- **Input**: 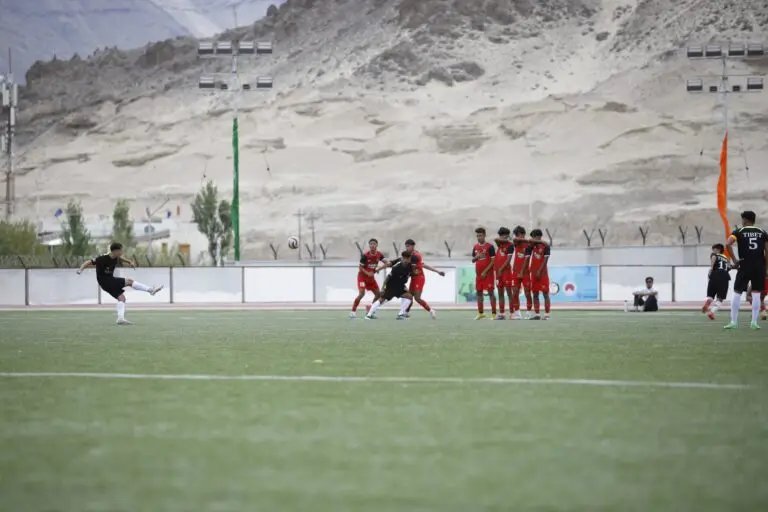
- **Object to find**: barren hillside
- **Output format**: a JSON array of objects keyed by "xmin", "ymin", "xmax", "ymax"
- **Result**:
[{"xmin": 8, "ymin": 0, "xmax": 768, "ymax": 258}]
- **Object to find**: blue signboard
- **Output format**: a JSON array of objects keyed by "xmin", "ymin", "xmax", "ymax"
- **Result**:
[{"xmin": 456, "ymin": 265, "xmax": 599, "ymax": 303}]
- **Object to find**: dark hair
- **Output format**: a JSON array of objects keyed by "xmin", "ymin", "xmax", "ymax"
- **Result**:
[
  {"xmin": 645, "ymin": 276, "xmax": 654, "ymax": 282},
  {"xmin": 712, "ymin": 243, "xmax": 725, "ymax": 252},
  {"xmin": 110, "ymin": 242, "xmax": 123, "ymax": 252},
  {"xmin": 475, "ymin": 227, "xmax": 486, "ymax": 235},
  {"xmin": 497, "ymin": 227, "xmax": 510, "ymax": 236},
  {"xmin": 369, "ymin": 238, "xmax": 378, "ymax": 244},
  {"xmin": 741, "ymin": 210, "xmax": 756, "ymax": 223},
  {"xmin": 530, "ymin": 228, "xmax": 543, "ymax": 238},
  {"xmin": 401, "ymin": 251, "xmax": 412, "ymax": 258},
  {"xmin": 513, "ymin": 226, "xmax": 526, "ymax": 236},
  {"xmin": 405, "ymin": 239, "xmax": 415, "ymax": 246}
]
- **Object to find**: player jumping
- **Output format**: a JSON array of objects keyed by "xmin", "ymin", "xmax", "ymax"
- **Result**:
[
  {"xmin": 493, "ymin": 227, "xmax": 515, "ymax": 319},
  {"xmin": 365, "ymin": 251, "xmax": 417, "ymax": 320},
  {"xmin": 702, "ymin": 243, "xmax": 730, "ymax": 320},
  {"xmin": 76, "ymin": 242, "xmax": 163, "ymax": 324},
  {"xmin": 510, "ymin": 226, "xmax": 532, "ymax": 320},
  {"xmin": 472, "ymin": 227, "xmax": 497, "ymax": 319},
  {"xmin": 403, "ymin": 239, "xmax": 444, "ymax": 319},
  {"xmin": 724, "ymin": 211, "xmax": 768, "ymax": 330},
  {"xmin": 350, "ymin": 238, "xmax": 387, "ymax": 319},
  {"xmin": 524, "ymin": 229, "xmax": 551, "ymax": 320}
]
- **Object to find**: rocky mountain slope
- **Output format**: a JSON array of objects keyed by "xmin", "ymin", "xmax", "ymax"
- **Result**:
[
  {"xmin": 0, "ymin": 0, "xmax": 279, "ymax": 79},
  {"xmin": 7, "ymin": 0, "xmax": 768, "ymax": 258}
]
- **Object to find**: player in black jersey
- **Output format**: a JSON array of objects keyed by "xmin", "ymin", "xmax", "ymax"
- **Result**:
[
  {"xmin": 77, "ymin": 242, "xmax": 164, "ymax": 324},
  {"xmin": 702, "ymin": 243, "xmax": 731, "ymax": 320},
  {"xmin": 724, "ymin": 211, "xmax": 768, "ymax": 329},
  {"xmin": 365, "ymin": 251, "xmax": 416, "ymax": 320}
]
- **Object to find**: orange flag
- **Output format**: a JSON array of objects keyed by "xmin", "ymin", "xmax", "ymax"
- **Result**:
[{"xmin": 717, "ymin": 132, "xmax": 730, "ymax": 238}]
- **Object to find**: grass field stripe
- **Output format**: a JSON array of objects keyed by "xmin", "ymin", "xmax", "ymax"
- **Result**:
[{"xmin": 0, "ymin": 372, "xmax": 753, "ymax": 390}]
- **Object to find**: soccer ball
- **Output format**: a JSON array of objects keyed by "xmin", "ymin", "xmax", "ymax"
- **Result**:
[{"xmin": 287, "ymin": 236, "xmax": 299, "ymax": 249}]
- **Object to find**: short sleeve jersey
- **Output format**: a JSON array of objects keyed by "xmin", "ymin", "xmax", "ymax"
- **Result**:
[
  {"xmin": 359, "ymin": 250, "xmax": 385, "ymax": 274},
  {"xmin": 388, "ymin": 257, "xmax": 416, "ymax": 284},
  {"xmin": 511, "ymin": 239, "xmax": 530, "ymax": 273},
  {"xmin": 494, "ymin": 240, "xmax": 513, "ymax": 274},
  {"xmin": 710, "ymin": 253, "xmax": 730, "ymax": 278},
  {"xmin": 525, "ymin": 242, "xmax": 551, "ymax": 274},
  {"xmin": 473, "ymin": 243, "xmax": 495, "ymax": 274},
  {"xmin": 730, "ymin": 226, "xmax": 768, "ymax": 266},
  {"xmin": 91, "ymin": 254, "xmax": 119, "ymax": 281}
]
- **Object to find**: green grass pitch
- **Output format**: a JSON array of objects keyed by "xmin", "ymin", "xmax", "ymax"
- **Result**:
[{"xmin": 1, "ymin": 309, "xmax": 767, "ymax": 511}]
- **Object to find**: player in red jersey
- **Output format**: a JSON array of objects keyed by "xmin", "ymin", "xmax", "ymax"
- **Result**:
[
  {"xmin": 472, "ymin": 227, "xmax": 497, "ymax": 319},
  {"xmin": 524, "ymin": 229, "xmax": 551, "ymax": 320},
  {"xmin": 493, "ymin": 227, "xmax": 515, "ymax": 319},
  {"xmin": 510, "ymin": 226, "xmax": 533, "ymax": 319},
  {"xmin": 403, "ymin": 238, "xmax": 445, "ymax": 319},
  {"xmin": 746, "ymin": 277, "xmax": 768, "ymax": 321},
  {"xmin": 350, "ymin": 238, "xmax": 388, "ymax": 318}
]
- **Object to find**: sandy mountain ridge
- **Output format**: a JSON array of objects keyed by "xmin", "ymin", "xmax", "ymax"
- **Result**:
[
  {"xmin": 7, "ymin": 0, "xmax": 768, "ymax": 259},
  {"xmin": 0, "ymin": 0, "xmax": 280, "ymax": 80}
]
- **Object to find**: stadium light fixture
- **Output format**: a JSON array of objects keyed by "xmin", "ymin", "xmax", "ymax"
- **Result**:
[
  {"xmin": 747, "ymin": 77, "xmax": 763, "ymax": 91},
  {"xmin": 746, "ymin": 43, "xmax": 764, "ymax": 57},
  {"xmin": 198, "ymin": 75, "xmax": 216, "ymax": 89},
  {"xmin": 705, "ymin": 44, "xmax": 722, "ymax": 58},
  {"xmin": 686, "ymin": 79, "xmax": 703, "ymax": 92},
  {"xmin": 215, "ymin": 41, "xmax": 233, "ymax": 55},
  {"xmin": 198, "ymin": 41, "xmax": 215, "ymax": 56},
  {"xmin": 728, "ymin": 43, "xmax": 745, "ymax": 57}
]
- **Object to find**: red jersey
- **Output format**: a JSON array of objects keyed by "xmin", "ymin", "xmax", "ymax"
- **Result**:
[
  {"xmin": 359, "ymin": 250, "xmax": 384, "ymax": 275},
  {"xmin": 494, "ymin": 240, "xmax": 513, "ymax": 276},
  {"xmin": 511, "ymin": 239, "xmax": 529, "ymax": 274},
  {"xmin": 473, "ymin": 243, "xmax": 495, "ymax": 275},
  {"xmin": 411, "ymin": 250, "xmax": 424, "ymax": 276},
  {"xmin": 525, "ymin": 242, "xmax": 550, "ymax": 275}
]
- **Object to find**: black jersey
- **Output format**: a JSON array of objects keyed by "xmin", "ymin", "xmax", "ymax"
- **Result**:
[
  {"xmin": 387, "ymin": 257, "xmax": 417, "ymax": 284},
  {"xmin": 710, "ymin": 253, "xmax": 730, "ymax": 278},
  {"xmin": 730, "ymin": 226, "xmax": 768, "ymax": 267},
  {"xmin": 91, "ymin": 254, "xmax": 119, "ymax": 281}
]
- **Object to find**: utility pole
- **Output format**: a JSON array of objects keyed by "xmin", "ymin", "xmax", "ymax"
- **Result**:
[
  {"xmin": 197, "ymin": 30, "xmax": 273, "ymax": 262},
  {"xmin": 306, "ymin": 211, "xmax": 320, "ymax": 260},
  {"xmin": 2, "ymin": 50, "xmax": 18, "ymax": 222},
  {"xmin": 685, "ymin": 42, "xmax": 764, "ymax": 236},
  {"xmin": 293, "ymin": 209, "xmax": 305, "ymax": 260}
]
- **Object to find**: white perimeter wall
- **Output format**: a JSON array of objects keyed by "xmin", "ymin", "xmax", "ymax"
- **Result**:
[{"xmin": 0, "ymin": 265, "xmax": 733, "ymax": 306}]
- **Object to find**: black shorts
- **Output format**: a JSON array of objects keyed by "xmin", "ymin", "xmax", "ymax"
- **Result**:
[
  {"xmin": 382, "ymin": 281, "xmax": 408, "ymax": 301},
  {"xmin": 99, "ymin": 277, "xmax": 126, "ymax": 299},
  {"xmin": 706, "ymin": 274, "xmax": 729, "ymax": 301},
  {"xmin": 733, "ymin": 265, "xmax": 766, "ymax": 293}
]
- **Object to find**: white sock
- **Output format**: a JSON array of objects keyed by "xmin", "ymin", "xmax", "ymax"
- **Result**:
[
  {"xmin": 117, "ymin": 301, "xmax": 126, "ymax": 320},
  {"xmin": 368, "ymin": 301, "xmax": 382, "ymax": 316},
  {"xmin": 711, "ymin": 300, "xmax": 721, "ymax": 313},
  {"xmin": 751, "ymin": 292, "xmax": 761, "ymax": 323},
  {"xmin": 399, "ymin": 298, "xmax": 412, "ymax": 315},
  {"xmin": 131, "ymin": 281, "xmax": 152, "ymax": 292},
  {"xmin": 730, "ymin": 293, "xmax": 741, "ymax": 324}
]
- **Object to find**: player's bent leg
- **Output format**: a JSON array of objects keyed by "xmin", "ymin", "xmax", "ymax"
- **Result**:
[{"xmin": 351, "ymin": 289, "xmax": 366, "ymax": 317}]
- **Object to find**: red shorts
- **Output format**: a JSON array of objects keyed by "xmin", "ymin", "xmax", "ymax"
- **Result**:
[
  {"xmin": 496, "ymin": 272, "xmax": 513, "ymax": 289},
  {"xmin": 357, "ymin": 274, "xmax": 379, "ymax": 292},
  {"xmin": 409, "ymin": 274, "xmax": 426, "ymax": 293},
  {"xmin": 511, "ymin": 273, "xmax": 531, "ymax": 289},
  {"xmin": 530, "ymin": 274, "xmax": 550, "ymax": 294},
  {"xmin": 476, "ymin": 273, "xmax": 495, "ymax": 292}
]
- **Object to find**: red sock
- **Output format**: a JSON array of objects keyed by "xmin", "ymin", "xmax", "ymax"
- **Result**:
[
  {"xmin": 477, "ymin": 294, "xmax": 484, "ymax": 314},
  {"xmin": 533, "ymin": 295, "xmax": 540, "ymax": 314},
  {"xmin": 545, "ymin": 296, "xmax": 551, "ymax": 314},
  {"xmin": 352, "ymin": 297, "xmax": 361, "ymax": 312},
  {"xmin": 417, "ymin": 298, "xmax": 431, "ymax": 311},
  {"xmin": 490, "ymin": 295, "xmax": 497, "ymax": 315}
]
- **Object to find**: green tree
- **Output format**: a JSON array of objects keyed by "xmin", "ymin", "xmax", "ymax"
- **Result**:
[
  {"xmin": 0, "ymin": 220, "xmax": 44, "ymax": 256},
  {"xmin": 60, "ymin": 199, "xmax": 92, "ymax": 257},
  {"xmin": 112, "ymin": 199, "xmax": 134, "ymax": 248},
  {"xmin": 191, "ymin": 181, "xmax": 233, "ymax": 265}
]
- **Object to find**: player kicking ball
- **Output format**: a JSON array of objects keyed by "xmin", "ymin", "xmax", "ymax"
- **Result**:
[
  {"xmin": 365, "ymin": 251, "xmax": 416, "ymax": 320},
  {"xmin": 702, "ymin": 243, "xmax": 731, "ymax": 320},
  {"xmin": 77, "ymin": 242, "xmax": 164, "ymax": 324}
]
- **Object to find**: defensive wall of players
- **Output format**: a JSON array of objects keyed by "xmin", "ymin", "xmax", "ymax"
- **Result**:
[{"xmin": 0, "ymin": 263, "xmax": 734, "ymax": 306}]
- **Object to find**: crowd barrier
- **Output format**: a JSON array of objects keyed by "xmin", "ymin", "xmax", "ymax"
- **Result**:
[{"xmin": 0, "ymin": 265, "xmax": 730, "ymax": 306}]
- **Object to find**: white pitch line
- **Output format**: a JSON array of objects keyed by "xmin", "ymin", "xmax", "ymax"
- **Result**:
[{"xmin": 0, "ymin": 372, "xmax": 754, "ymax": 390}]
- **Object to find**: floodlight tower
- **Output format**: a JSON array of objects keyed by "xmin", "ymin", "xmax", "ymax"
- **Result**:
[
  {"xmin": 685, "ymin": 42, "xmax": 764, "ymax": 234},
  {"xmin": 1, "ymin": 72, "xmax": 19, "ymax": 221},
  {"xmin": 197, "ymin": 39, "xmax": 273, "ymax": 262}
]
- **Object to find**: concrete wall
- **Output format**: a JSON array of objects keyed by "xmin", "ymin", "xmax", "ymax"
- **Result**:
[{"xmin": 0, "ymin": 265, "xmax": 733, "ymax": 306}]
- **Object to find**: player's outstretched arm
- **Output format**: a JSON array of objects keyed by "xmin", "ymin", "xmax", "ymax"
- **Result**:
[
  {"xmin": 119, "ymin": 256, "xmax": 136, "ymax": 268},
  {"xmin": 423, "ymin": 264, "xmax": 445, "ymax": 277},
  {"xmin": 76, "ymin": 260, "xmax": 93, "ymax": 274}
]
